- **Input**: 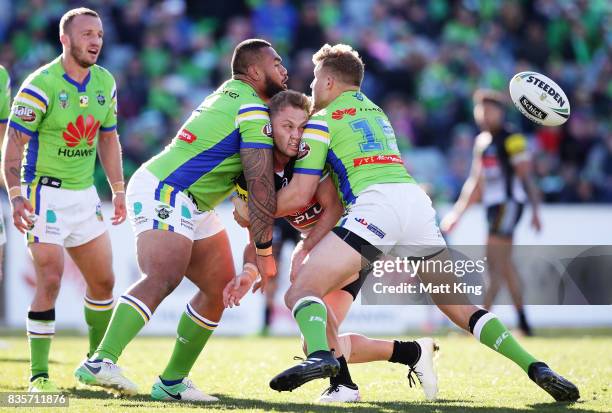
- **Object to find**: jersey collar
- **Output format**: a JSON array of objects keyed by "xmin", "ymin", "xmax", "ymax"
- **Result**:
[
  {"xmin": 55, "ymin": 56, "xmax": 92, "ymax": 93},
  {"xmin": 63, "ymin": 71, "xmax": 91, "ymax": 93}
]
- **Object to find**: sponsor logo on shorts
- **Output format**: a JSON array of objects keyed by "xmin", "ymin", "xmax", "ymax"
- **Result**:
[
  {"xmin": 13, "ymin": 105, "xmax": 36, "ymax": 122},
  {"xmin": 133, "ymin": 202, "xmax": 143, "ymax": 216},
  {"xmin": 332, "ymin": 107, "xmax": 356, "ymax": 120},
  {"xmin": 180, "ymin": 218, "xmax": 194, "ymax": 231},
  {"xmin": 297, "ymin": 141, "xmax": 310, "ymax": 160},
  {"xmin": 367, "ymin": 223, "xmax": 386, "ymax": 239},
  {"xmin": 261, "ymin": 122, "xmax": 273, "ymax": 137},
  {"xmin": 46, "ymin": 210, "xmax": 57, "ymax": 224},
  {"xmin": 96, "ymin": 203, "xmax": 103, "ymax": 222},
  {"xmin": 178, "ymin": 128, "xmax": 197, "ymax": 144},
  {"xmin": 181, "ymin": 204, "xmax": 192, "ymax": 219},
  {"xmin": 355, "ymin": 217, "xmax": 368, "ymax": 226},
  {"xmin": 354, "ymin": 217, "xmax": 386, "ymax": 238},
  {"xmin": 45, "ymin": 225, "xmax": 61, "ymax": 236},
  {"xmin": 155, "ymin": 205, "xmax": 172, "ymax": 220},
  {"xmin": 134, "ymin": 216, "xmax": 148, "ymax": 225}
]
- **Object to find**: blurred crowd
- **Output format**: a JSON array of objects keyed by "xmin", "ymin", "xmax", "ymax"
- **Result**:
[{"xmin": 0, "ymin": 0, "xmax": 610, "ymax": 202}]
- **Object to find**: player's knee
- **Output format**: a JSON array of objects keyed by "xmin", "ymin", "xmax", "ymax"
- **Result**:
[
  {"xmin": 142, "ymin": 272, "xmax": 182, "ymax": 297},
  {"xmin": 38, "ymin": 274, "xmax": 62, "ymax": 298},
  {"xmin": 90, "ymin": 275, "xmax": 115, "ymax": 296},
  {"xmin": 284, "ymin": 287, "xmax": 301, "ymax": 310}
]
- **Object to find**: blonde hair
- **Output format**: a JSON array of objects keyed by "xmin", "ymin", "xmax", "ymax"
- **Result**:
[
  {"xmin": 59, "ymin": 7, "xmax": 100, "ymax": 35},
  {"xmin": 312, "ymin": 43, "xmax": 364, "ymax": 87},
  {"xmin": 269, "ymin": 90, "xmax": 311, "ymax": 116}
]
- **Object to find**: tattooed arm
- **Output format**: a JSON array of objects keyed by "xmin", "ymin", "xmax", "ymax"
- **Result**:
[
  {"xmin": 2, "ymin": 125, "xmax": 34, "ymax": 233},
  {"xmin": 240, "ymin": 146, "xmax": 276, "ymax": 243},
  {"xmin": 240, "ymin": 146, "xmax": 277, "ymax": 279}
]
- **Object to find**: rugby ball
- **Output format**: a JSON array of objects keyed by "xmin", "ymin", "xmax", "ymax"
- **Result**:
[{"xmin": 509, "ymin": 71, "xmax": 570, "ymax": 126}]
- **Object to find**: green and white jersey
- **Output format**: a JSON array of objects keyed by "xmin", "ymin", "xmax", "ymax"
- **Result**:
[
  {"xmin": 8, "ymin": 56, "xmax": 117, "ymax": 189},
  {"xmin": 0, "ymin": 65, "xmax": 10, "ymax": 123},
  {"xmin": 294, "ymin": 90, "xmax": 415, "ymax": 205},
  {"xmin": 144, "ymin": 79, "xmax": 273, "ymax": 211}
]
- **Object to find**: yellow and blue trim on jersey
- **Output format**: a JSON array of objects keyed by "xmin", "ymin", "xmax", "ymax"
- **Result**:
[
  {"xmin": 236, "ymin": 104, "xmax": 270, "ymax": 124},
  {"xmin": 303, "ymin": 120, "xmax": 330, "ymax": 145},
  {"xmin": 15, "ymin": 84, "xmax": 49, "ymax": 113},
  {"xmin": 185, "ymin": 303, "xmax": 218, "ymax": 331}
]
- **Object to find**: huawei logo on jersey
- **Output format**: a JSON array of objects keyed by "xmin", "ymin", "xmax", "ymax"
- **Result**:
[
  {"xmin": 331, "ymin": 108, "xmax": 356, "ymax": 120},
  {"xmin": 63, "ymin": 114, "xmax": 99, "ymax": 147}
]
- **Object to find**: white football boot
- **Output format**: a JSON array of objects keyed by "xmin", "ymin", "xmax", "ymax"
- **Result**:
[
  {"xmin": 151, "ymin": 377, "xmax": 219, "ymax": 402},
  {"xmin": 74, "ymin": 358, "xmax": 138, "ymax": 396},
  {"xmin": 317, "ymin": 384, "xmax": 361, "ymax": 403},
  {"xmin": 408, "ymin": 337, "xmax": 439, "ymax": 401}
]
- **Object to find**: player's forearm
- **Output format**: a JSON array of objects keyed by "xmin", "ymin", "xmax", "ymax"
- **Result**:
[
  {"xmin": 1, "ymin": 126, "xmax": 28, "ymax": 190},
  {"xmin": 453, "ymin": 177, "xmax": 480, "ymax": 215},
  {"xmin": 522, "ymin": 175, "xmax": 541, "ymax": 212},
  {"xmin": 97, "ymin": 132, "xmax": 125, "ymax": 189},
  {"xmin": 303, "ymin": 178, "xmax": 344, "ymax": 251},
  {"xmin": 243, "ymin": 234, "xmax": 257, "ymax": 265},
  {"xmin": 302, "ymin": 206, "xmax": 342, "ymax": 252},
  {"xmin": 240, "ymin": 147, "xmax": 276, "ymax": 244},
  {"xmin": 276, "ymin": 180, "xmax": 317, "ymax": 217}
]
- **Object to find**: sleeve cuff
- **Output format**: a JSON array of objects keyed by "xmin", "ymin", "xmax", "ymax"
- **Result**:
[
  {"xmin": 9, "ymin": 120, "xmax": 37, "ymax": 138},
  {"xmin": 0, "ymin": 118, "xmax": 8, "ymax": 124},
  {"xmin": 294, "ymin": 168, "xmax": 323, "ymax": 176},
  {"xmin": 100, "ymin": 124, "xmax": 117, "ymax": 132},
  {"xmin": 240, "ymin": 142, "xmax": 273, "ymax": 149}
]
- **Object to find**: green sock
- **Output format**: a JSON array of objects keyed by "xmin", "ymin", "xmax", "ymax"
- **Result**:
[
  {"xmin": 93, "ymin": 295, "xmax": 152, "ymax": 363},
  {"xmin": 27, "ymin": 310, "xmax": 55, "ymax": 380},
  {"xmin": 161, "ymin": 304, "xmax": 218, "ymax": 381},
  {"xmin": 84, "ymin": 297, "xmax": 115, "ymax": 357},
  {"xmin": 293, "ymin": 297, "xmax": 329, "ymax": 354},
  {"xmin": 474, "ymin": 312, "xmax": 537, "ymax": 373}
]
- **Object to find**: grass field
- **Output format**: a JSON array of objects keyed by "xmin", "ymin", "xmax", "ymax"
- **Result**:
[{"xmin": 0, "ymin": 329, "xmax": 611, "ymax": 412}]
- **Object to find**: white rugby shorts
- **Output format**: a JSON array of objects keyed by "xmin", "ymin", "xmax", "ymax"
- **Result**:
[{"xmin": 127, "ymin": 168, "xmax": 224, "ymax": 241}]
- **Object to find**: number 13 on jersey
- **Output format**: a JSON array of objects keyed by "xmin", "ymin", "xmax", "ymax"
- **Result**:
[{"xmin": 350, "ymin": 117, "xmax": 399, "ymax": 153}]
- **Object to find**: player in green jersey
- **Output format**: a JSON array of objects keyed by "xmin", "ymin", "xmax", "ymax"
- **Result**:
[
  {"xmin": 224, "ymin": 90, "xmax": 437, "ymax": 403},
  {"xmin": 75, "ymin": 39, "xmax": 286, "ymax": 401},
  {"xmin": 0, "ymin": 65, "xmax": 10, "ymax": 278},
  {"xmin": 269, "ymin": 44, "xmax": 579, "ymax": 402},
  {"xmin": 1, "ymin": 8, "xmax": 125, "ymax": 393}
]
